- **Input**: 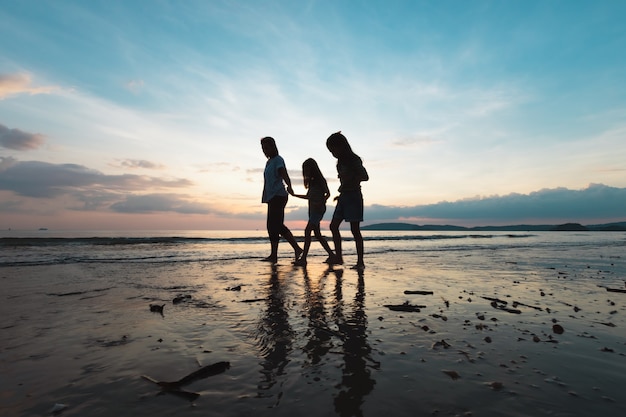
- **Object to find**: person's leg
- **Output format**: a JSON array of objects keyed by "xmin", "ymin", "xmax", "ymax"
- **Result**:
[
  {"xmin": 341, "ymin": 190, "xmax": 364, "ymax": 268},
  {"xmin": 264, "ymin": 198, "xmax": 281, "ymax": 262},
  {"xmin": 350, "ymin": 221, "xmax": 364, "ymax": 269},
  {"xmin": 280, "ymin": 224, "xmax": 302, "ymax": 260},
  {"xmin": 295, "ymin": 223, "xmax": 313, "ymax": 266},
  {"xmin": 330, "ymin": 217, "xmax": 343, "ymax": 264},
  {"xmin": 279, "ymin": 196, "xmax": 303, "ymax": 259},
  {"xmin": 303, "ymin": 223, "xmax": 314, "ymax": 258},
  {"xmin": 314, "ymin": 224, "xmax": 335, "ymax": 258}
]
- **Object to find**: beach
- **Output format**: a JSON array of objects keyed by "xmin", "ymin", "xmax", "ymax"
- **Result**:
[{"xmin": 1, "ymin": 231, "xmax": 625, "ymax": 416}]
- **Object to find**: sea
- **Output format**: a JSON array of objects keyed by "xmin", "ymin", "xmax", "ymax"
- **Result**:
[{"xmin": 2, "ymin": 229, "xmax": 625, "ymax": 268}]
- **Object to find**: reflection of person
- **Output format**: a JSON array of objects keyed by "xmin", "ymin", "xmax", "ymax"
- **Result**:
[
  {"xmin": 326, "ymin": 132, "xmax": 369, "ymax": 270},
  {"xmin": 332, "ymin": 269, "xmax": 378, "ymax": 417},
  {"xmin": 255, "ymin": 266, "xmax": 293, "ymax": 397},
  {"xmin": 290, "ymin": 158, "xmax": 337, "ymax": 266},
  {"xmin": 301, "ymin": 266, "xmax": 333, "ymax": 365},
  {"xmin": 260, "ymin": 137, "xmax": 302, "ymax": 264}
]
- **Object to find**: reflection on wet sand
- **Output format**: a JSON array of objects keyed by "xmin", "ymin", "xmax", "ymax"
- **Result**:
[
  {"xmin": 255, "ymin": 265, "xmax": 293, "ymax": 406},
  {"xmin": 255, "ymin": 265, "xmax": 379, "ymax": 416},
  {"xmin": 302, "ymin": 266, "xmax": 333, "ymax": 366},
  {"xmin": 332, "ymin": 269, "xmax": 379, "ymax": 417}
]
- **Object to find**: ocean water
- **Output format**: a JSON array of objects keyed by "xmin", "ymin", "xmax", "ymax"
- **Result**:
[{"xmin": 1, "ymin": 229, "xmax": 625, "ymax": 268}]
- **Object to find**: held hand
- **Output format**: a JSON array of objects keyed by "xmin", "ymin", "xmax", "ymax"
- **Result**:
[{"xmin": 287, "ymin": 185, "xmax": 294, "ymax": 195}]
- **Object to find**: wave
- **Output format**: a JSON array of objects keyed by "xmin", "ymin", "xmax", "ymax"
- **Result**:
[
  {"xmin": 0, "ymin": 233, "xmax": 534, "ymax": 248},
  {"xmin": 0, "ymin": 253, "xmax": 269, "ymax": 268},
  {"xmin": 0, "ymin": 236, "xmax": 265, "ymax": 247}
]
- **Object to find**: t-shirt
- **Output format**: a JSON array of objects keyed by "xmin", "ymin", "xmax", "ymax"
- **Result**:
[
  {"xmin": 262, "ymin": 155, "xmax": 288, "ymax": 203},
  {"xmin": 307, "ymin": 178, "xmax": 328, "ymax": 214}
]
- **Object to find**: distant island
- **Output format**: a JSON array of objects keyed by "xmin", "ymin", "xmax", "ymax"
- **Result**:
[{"xmin": 362, "ymin": 221, "xmax": 626, "ymax": 232}]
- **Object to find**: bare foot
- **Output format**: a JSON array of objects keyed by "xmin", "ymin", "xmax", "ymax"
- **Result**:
[
  {"xmin": 293, "ymin": 258, "xmax": 307, "ymax": 266},
  {"xmin": 324, "ymin": 255, "xmax": 343, "ymax": 265},
  {"xmin": 261, "ymin": 256, "xmax": 277, "ymax": 264}
]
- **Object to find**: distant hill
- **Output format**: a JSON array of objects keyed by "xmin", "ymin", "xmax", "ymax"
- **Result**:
[{"xmin": 362, "ymin": 221, "xmax": 626, "ymax": 232}]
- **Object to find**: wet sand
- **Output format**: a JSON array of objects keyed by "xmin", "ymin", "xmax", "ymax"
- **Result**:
[{"xmin": 1, "ymin": 245, "xmax": 625, "ymax": 417}]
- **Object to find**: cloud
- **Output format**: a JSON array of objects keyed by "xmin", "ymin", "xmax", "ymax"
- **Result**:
[
  {"xmin": 0, "ymin": 156, "xmax": 19, "ymax": 171},
  {"xmin": 0, "ymin": 158, "xmax": 215, "ymax": 216},
  {"xmin": 0, "ymin": 123, "xmax": 46, "ymax": 150},
  {"xmin": 0, "ymin": 73, "xmax": 58, "ymax": 99},
  {"xmin": 361, "ymin": 184, "xmax": 626, "ymax": 225},
  {"xmin": 390, "ymin": 134, "xmax": 437, "ymax": 148},
  {"xmin": 125, "ymin": 79, "xmax": 144, "ymax": 94},
  {"xmin": 114, "ymin": 159, "xmax": 165, "ymax": 170},
  {"xmin": 0, "ymin": 159, "xmax": 192, "ymax": 198},
  {"xmin": 110, "ymin": 193, "xmax": 214, "ymax": 214}
]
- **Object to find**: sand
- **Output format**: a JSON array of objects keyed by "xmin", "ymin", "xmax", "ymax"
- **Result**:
[{"xmin": 1, "ymin": 246, "xmax": 625, "ymax": 417}]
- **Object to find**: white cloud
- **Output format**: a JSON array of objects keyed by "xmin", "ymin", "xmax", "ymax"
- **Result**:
[{"xmin": 0, "ymin": 73, "xmax": 58, "ymax": 99}]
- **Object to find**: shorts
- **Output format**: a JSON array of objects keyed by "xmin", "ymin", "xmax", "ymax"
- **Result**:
[
  {"xmin": 332, "ymin": 190, "xmax": 363, "ymax": 223},
  {"xmin": 308, "ymin": 208, "xmax": 326, "ymax": 226}
]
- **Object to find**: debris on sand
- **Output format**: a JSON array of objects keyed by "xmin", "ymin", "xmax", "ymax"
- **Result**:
[
  {"xmin": 442, "ymin": 369, "xmax": 460, "ymax": 380},
  {"xmin": 432, "ymin": 339, "xmax": 452, "ymax": 349},
  {"xmin": 142, "ymin": 361, "xmax": 230, "ymax": 401},
  {"xmin": 552, "ymin": 324, "xmax": 565, "ymax": 334},
  {"xmin": 240, "ymin": 298, "xmax": 267, "ymax": 303},
  {"xmin": 512, "ymin": 301, "xmax": 543, "ymax": 311},
  {"xmin": 482, "ymin": 296, "xmax": 522, "ymax": 314},
  {"xmin": 404, "ymin": 290, "xmax": 434, "ymax": 295},
  {"xmin": 173, "ymin": 294, "xmax": 192, "ymax": 304},
  {"xmin": 149, "ymin": 304, "xmax": 164, "ymax": 315},
  {"xmin": 593, "ymin": 321, "xmax": 616, "ymax": 327},
  {"xmin": 384, "ymin": 301, "xmax": 426, "ymax": 312},
  {"xmin": 488, "ymin": 381, "xmax": 504, "ymax": 391}
]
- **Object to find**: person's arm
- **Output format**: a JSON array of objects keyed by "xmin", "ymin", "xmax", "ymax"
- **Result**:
[
  {"xmin": 278, "ymin": 167, "xmax": 294, "ymax": 195},
  {"xmin": 356, "ymin": 159, "xmax": 369, "ymax": 182}
]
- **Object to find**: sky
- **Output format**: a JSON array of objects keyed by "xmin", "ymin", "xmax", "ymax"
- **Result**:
[{"xmin": 1, "ymin": 0, "xmax": 625, "ymax": 230}]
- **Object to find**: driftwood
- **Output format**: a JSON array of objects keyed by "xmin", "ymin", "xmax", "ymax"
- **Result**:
[
  {"xmin": 512, "ymin": 301, "xmax": 543, "ymax": 311},
  {"xmin": 384, "ymin": 301, "xmax": 426, "ymax": 312},
  {"xmin": 240, "ymin": 298, "xmax": 267, "ymax": 303},
  {"xmin": 142, "ymin": 361, "xmax": 230, "ymax": 401},
  {"xmin": 482, "ymin": 296, "xmax": 521, "ymax": 314},
  {"xmin": 403, "ymin": 290, "xmax": 434, "ymax": 295}
]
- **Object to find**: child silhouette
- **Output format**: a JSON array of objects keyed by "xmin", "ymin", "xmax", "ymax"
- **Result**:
[
  {"xmin": 326, "ymin": 131, "xmax": 369, "ymax": 270},
  {"xmin": 290, "ymin": 158, "xmax": 337, "ymax": 266}
]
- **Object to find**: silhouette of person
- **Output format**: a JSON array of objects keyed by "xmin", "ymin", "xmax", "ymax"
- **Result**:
[
  {"xmin": 290, "ymin": 158, "xmax": 337, "ymax": 266},
  {"xmin": 260, "ymin": 136, "xmax": 302, "ymax": 264},
  {"xmin": 326, "ymin": 132, "xmax": 369, "ymax": 270}
]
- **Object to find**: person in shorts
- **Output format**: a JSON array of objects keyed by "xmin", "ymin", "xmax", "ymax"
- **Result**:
[
  {"xmin": 260, "ymin": 136, "xmax": 302, "ymax": 264},
  {"xmin": 290, "ymin": 158, "xmax": 337, "ymax": 266},
  {"xmin": 326, "ymin": 131, "xmax": 369, "ymax": 270}
]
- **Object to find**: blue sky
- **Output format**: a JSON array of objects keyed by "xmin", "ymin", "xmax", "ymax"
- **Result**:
[{"xmin": 1, "ymin": 0, "xmax": 625, "ymax": 230}]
